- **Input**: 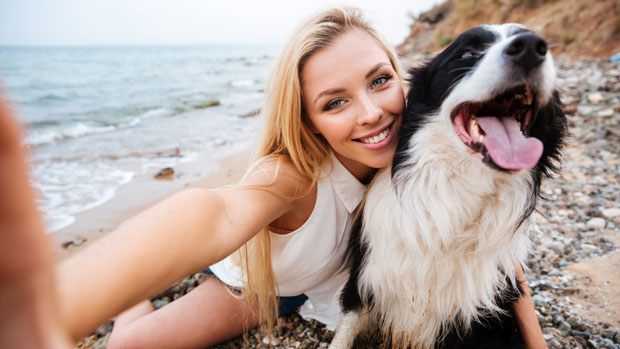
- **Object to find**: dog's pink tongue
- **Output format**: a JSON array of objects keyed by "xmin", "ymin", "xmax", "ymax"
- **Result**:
[{"xmin": 476, "ymin": 117, "xmax": 543, "ymax": 170}]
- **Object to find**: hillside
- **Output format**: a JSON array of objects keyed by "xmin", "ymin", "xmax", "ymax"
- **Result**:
[{"xmin": 398, "ymin": 0, "xmax": 620, "ymax": 59}]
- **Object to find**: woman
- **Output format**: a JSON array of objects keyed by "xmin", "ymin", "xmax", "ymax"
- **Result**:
[{"xmin": 0, "ymin": 7, "xmax": 545, "ymax": 348}]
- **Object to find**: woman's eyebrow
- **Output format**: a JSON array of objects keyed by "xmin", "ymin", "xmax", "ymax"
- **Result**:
[
  {"xmin": 314, "ymin": 88, "xmax": 345, "ymax": 105},
  {"xmin": 365, "ymin": 62, "xmax": 391, "ymax": 79}
]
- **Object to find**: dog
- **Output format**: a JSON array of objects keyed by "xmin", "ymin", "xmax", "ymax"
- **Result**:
[{"xmin": 330, "ymin": 24, "xmax": 567, "ymax": 348}]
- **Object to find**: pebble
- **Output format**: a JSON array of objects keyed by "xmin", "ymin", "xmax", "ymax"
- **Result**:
[
  {"xmin": 154, "ymin": 167, "xmax": 174, "ymax": 180},
  {"xmin": 602, "ymin": 208, "xmax": 620, "ymax": 218},
  {"xmin": 588, "ymin": 92, "xmax": 604, "ymax": 103},
  {"xmin": 587, "ymin": 217, "xmax": 607, "ymax": 229},
  {"xmin": 558, "ymin": 321, "xmax": 572, "ymax": 337},
  {"xmin": 597, "ymin": 108, "xmax": 615, "ymax": 117}
]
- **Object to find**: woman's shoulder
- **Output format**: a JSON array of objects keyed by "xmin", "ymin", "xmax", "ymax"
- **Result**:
[{"xmin": 239, "ymin": 156, "xmax": 315, "ymax": 202}]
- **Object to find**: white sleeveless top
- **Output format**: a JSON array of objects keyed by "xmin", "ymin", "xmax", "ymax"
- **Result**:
[{"xmin": 209, "ymin": 152, "xmax": 366, "ymax": 330}]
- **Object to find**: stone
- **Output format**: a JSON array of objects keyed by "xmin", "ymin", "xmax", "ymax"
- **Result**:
[
  {"xmin": 558, "ymin": 321, "xmax": 571, "ymax": 337},
  {"xmin": 597, "ymin": 108, "xmax": 615, "ymax": 117},
  {"xmin": 602, "ymin": 208, "xmax": 620, "ymax": 218},
  {"xmin": 155, "ymin": 167, "xmax": 174, "ymax": 180},
  {"xmin": 570, "ymin": 330, "xmax": 591, "ymax": 339},
  {"xmin": 567, "ymin": 316, "xmax": 581, "ymax": 327},
  {"xmin": 548, "ymin": 338, "xmax": 562, "ymax": 348},
  {"xmin": 588, "ymin": 92, "xmax": 604, "ymax": 104},
  {"xmin": 61, "ymin": 237, "xmax": 87, "ymax": 249},
  {"xmin": 193, "ymin": 98, "xmax": 220, "ymax": 109},
  {"xmin": 586, "ymin": 217, "xmax": 606, "ymax": 229},
  {"xmin": 152, "ymin": 297, "xmax": 170, "ymax": 309},
  {"xmin": 532, "ymin": 294, "xmax": 546, "ymax": 305}
]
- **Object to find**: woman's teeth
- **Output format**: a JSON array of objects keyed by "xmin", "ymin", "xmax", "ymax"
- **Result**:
[{"xmin": 360, "ymin": 127, "xmax": 389, "ymax": 144}]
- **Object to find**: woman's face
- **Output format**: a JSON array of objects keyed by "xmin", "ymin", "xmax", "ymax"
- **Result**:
[{"xmin": 301, "ymin": 29, "xmax": 405, "ymax": 181}]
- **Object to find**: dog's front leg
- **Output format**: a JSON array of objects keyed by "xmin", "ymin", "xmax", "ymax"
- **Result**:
[{"xmin": 329, "ymin": 310, "xmax": 369, "ymax": 349}]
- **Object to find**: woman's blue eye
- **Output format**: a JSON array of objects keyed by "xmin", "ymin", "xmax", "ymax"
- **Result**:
[
  {"xmin": 323, "ymin": 99, "xmax": 345, "ymax": 111},
  {"xmin": 371, "ymin": 74, "xmax": 392, "ymax": 88}
]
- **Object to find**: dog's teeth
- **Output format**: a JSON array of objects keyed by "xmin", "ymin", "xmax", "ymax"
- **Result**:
[
  {"xmin": 469, "ymin": 118, "xmax": 482, "ymax": 140},
  {"xmin": 525, "ymin": 86, "xmax": 533, "ymax": 105}
]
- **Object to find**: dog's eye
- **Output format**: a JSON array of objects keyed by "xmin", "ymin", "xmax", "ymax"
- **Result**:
[{"xmin": 461, "ymin": 50, "xmax": 479, "ymax": 59}]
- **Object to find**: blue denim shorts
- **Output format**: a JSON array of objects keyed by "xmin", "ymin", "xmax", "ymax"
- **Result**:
[{"xmin": 201, "ymin": 268, "xmax": 308, "ymax": 316}]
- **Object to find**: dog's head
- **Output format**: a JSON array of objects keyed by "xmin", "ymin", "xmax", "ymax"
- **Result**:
[{"xmin": 395, "ymin": 24, "xmax": 566, "ymax": 176}]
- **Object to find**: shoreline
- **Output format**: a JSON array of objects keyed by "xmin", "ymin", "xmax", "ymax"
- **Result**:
[{"xmin": 51, "ymin": 145, "xmax": 252, "ymax": 260}]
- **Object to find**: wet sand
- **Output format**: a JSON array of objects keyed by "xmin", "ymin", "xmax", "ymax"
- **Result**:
[{"xmin": 51, "ymin": 148, "xmax": 252, "ymax": 260}]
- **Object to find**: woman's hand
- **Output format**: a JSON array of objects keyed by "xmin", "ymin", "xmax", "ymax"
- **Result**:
[{"xmin": 0, "ymin": 94, "xmax": 71, "ymax": 347}]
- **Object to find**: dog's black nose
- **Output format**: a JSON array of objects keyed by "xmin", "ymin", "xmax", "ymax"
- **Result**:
[{"xmin": 504, "ymin": 33, "xmax": 547, "ymax": 72}]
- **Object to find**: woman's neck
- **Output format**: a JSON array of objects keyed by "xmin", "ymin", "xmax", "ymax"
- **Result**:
[{"xmin": 333, "ymin": 152, "xmax": 377, "ymax": 185}]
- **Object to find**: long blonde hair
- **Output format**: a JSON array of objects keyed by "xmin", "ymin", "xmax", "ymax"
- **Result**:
[{"xmin": 236, "ymin": 5, "xmax": 404, "ymax": 333}]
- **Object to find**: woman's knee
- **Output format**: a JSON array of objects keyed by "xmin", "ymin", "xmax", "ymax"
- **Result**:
[{"xmin": 107, "ymin": 323, "xmax": 139, "ymax": 349}]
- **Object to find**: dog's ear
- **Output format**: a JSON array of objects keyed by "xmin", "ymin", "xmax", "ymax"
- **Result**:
[{"xmin": 530, "ymin": 91, "xmax": 568, "ymax": 178}]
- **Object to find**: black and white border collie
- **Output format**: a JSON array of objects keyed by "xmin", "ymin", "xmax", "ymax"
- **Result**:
[{"xmin": 331, "ymin": 24, "xmax": 567, "ymax": 348}]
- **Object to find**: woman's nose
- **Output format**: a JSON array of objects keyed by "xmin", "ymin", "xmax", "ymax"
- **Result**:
[{"xmin": 356, "ymin": 93, "xmax": 382, "ymax": 125}]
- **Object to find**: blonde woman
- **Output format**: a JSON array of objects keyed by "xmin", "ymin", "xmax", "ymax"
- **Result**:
[{"xmin": 0, "ymin": 6, "xmax": 545, "ymax": 348}]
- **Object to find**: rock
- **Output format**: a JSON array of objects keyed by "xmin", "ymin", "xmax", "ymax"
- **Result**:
[
  {"xmin": 570, "ymin": 330, "xmax": 591, "ymax": 339},
  {"xmin": 532, "ymin": 294, "xmax": 545, "ymax": 305},
  {"xmin": 586, "ymin": 217, "xmax": 606, "ymax": 229},
  {"xmin": 61, "ymin": 237, "xmax": 87, "ymax": 249},
  {"xmin": 558, "ymin": 321, "xmax": 571, "ymax": 337},
  {"xmin": 588, "ymin": 92, "xmax": 604, "ymax": 104},
  {"xmin": 193, "ymin": 99, "xmax": 220, "ymax": 109},
  {"xmin": 602, "ymin": 208, "xmax": 620, "ymax": 218},
  {"xmin": 563, "ymin": 102, "xmax": 578, "ymax": 114},
  {"xmin": 597, "ymin": 108, "xmax": 615, "ymax": 117},
  {"xmin": 155, "ymin": 167, "xmax": 174, "ymax": 180},
  {"xmin": 547, "ymin": 338, "xmax": 562, "ymax": 349},
  {"xmin": 601, "ymin": 338, "xmax": 615, "ymax": 348},
  {"xmin": 567, "ymin": 316, "xmax": 581, "ymax": 327},
  {"xmin": 240, "ymin": 108, "xmax": 261, "ymax": 117},
  {"xmin": 152, "ymin": 297, "xmax": 169, "ymax": 309},
  {"xmin": 602, "ymin": 330, "xmax": 616, "ymax": 339}
]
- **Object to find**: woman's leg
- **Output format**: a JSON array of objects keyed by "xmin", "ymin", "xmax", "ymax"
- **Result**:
[{"xmin": 107, "ymin": 277, "xmax": 259, "ymax": 348}]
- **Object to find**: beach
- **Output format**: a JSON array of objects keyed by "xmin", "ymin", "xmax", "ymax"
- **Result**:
[
  {"xmin": 71, "ymin": 56, "xmax": 620, "ymax": 349},
  {"xmin": 52, "ymin": 145, "xmax": 252, "ymax": 260}
]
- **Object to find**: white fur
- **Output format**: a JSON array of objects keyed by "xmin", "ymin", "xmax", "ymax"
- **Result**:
[{"xmin": 331, "ymin": 24, "xmax": 556, "ymax": 349}]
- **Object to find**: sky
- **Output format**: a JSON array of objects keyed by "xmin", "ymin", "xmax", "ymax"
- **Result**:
[{"xmin": 0, "ymin": 0, "xmax": 443, "ymax": 47}]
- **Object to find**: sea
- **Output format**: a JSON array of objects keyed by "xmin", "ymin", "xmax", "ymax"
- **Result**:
[{"xmin": 0, "ymin": 45, "xmax": 277, "ymax": 232}]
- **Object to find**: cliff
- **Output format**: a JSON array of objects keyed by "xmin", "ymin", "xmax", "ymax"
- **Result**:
[{"xmin": 398, "ymin": 0, "xmax": 620, "ymax": 59}]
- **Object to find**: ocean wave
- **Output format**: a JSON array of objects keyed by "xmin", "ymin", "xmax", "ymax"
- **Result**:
[
  {"xmin": 25, "ymin": 108, "xmax": 170, "ymax": 146},
  {"xmin": 230, "ymin": 79, "xmax": 255, "ymax": 87},
  {"xmin": 26, "ymin": 122, "xmax": 117, "ymax": 146}
]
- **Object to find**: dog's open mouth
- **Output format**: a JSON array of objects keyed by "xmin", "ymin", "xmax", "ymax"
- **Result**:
[{"xmin": 451, "ymin": 85, "xmax": 543, "ymax": 170}]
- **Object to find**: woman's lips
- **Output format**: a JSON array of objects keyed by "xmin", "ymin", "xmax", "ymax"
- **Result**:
[{"xmin": 356, "ymin": 121, "xmax": 395, "ymax": 150}]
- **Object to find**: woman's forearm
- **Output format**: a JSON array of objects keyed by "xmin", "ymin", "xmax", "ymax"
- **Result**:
[
  {"xmin": 514, "ymin": 264, "xmax": 547, "ymax": 349},
  {"xmin": 56, "ymin": 188, "xmax": 236, "ymax": 340}
]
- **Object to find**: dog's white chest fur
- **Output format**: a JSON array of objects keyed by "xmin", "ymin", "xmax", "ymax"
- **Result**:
[{"xmin": 355, "ymin": 120, "xmax": 534, "ymax": 347}]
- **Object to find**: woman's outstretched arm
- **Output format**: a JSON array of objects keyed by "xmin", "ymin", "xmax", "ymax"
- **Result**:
[
  {"xmin": 0, "ymin": 93, "xmax": 309, "ymax": 344},
  {"xmin": 0, "ymin": 94, "xmax": 71, "ymax": 348},
  {"xmin": 57, "ymin": 164, "xmax": 306, "ymax": 340}
]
